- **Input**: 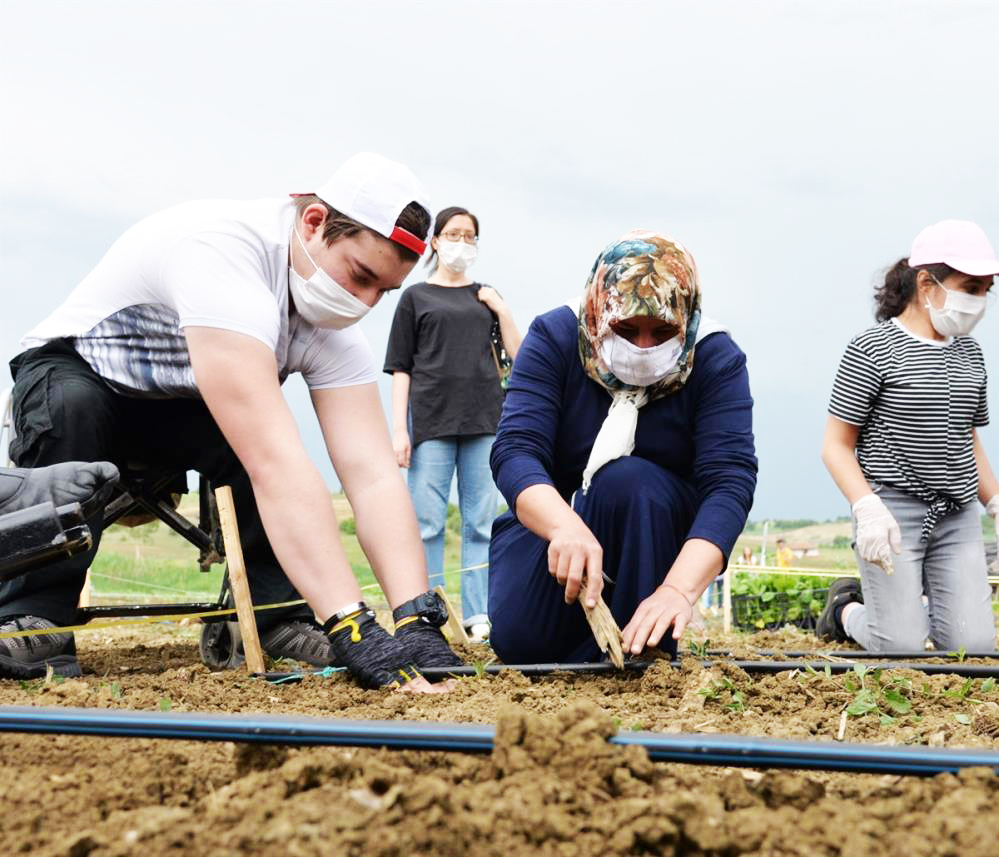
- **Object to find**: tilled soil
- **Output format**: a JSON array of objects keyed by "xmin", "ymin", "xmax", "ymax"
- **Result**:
[{"xmin": 1, "ymin": 623, "xmax": 998, "ymax": 856}]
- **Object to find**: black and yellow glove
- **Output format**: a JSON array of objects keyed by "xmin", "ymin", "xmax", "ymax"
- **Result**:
[
  {"xmin": 323, "ymin": 606, "xmax": 421, "ymax": 690},
  {"xmin": 392, "ymin": 591, "xmax": 464, "ymax": 672}
]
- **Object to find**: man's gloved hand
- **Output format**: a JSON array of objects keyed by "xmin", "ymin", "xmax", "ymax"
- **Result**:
[
  {"xmin": 0, "ymin": 462, "xmax": 119, "ymax": 518},
  {"xmin": 852, "ymin": 493, "xmax": 902, "ymax": 575},
  {"xmin": 392, "ymin": 591, "xmax": 464, "ymax": 672},
  {"xmin": 324, "ymin": 608, "xmax": 422, "ymax": 690}
]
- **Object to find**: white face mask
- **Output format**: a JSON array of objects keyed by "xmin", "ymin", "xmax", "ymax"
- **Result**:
[
  {"xmin": 289, "ymin": 226, "xmax": 371, "ymax": 330},
  {"xmin": 598, "ymin": 331, "xmax": 684, "ymax": 387},
  {"xmin": 925, "ymin": 277, "xmax": 987, "ymax": 337},
  {"xmin": 437, "ymin": 239, "xmax": 478, "ymax": 274}
]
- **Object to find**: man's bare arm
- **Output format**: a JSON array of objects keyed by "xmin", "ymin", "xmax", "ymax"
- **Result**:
[{"xmin": 185, "ymin": 326, "xmax": 361, "ymax": 619}]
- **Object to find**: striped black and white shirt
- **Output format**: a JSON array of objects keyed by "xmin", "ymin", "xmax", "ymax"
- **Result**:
[{"xmin": 828, "ymin": 318, "xmax": 988, "ymax": 538}]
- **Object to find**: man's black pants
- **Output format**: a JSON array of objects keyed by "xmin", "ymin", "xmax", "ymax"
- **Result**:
[{"xmin": 1, "ymin": 339, "xmax": 313, "ymax": 631}]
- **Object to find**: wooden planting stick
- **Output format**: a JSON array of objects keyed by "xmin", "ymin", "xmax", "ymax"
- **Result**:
[
  {"xmin": 214, "ymin": 486, "xmax": 265, "ymax": 674},
  {"xmin": 580, "ymin": 573, "xmax": 625, "ymax": 669},
  {"xmin": 433, "ymin": 585, "xmax": 470, "ymax": 646}
]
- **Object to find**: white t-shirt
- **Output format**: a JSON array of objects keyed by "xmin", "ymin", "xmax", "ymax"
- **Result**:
[{"xmin": 22, "ymin": 198, "xmax": 377, "ymax": 398}]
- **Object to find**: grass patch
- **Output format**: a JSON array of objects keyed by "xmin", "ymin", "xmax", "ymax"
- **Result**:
[{"xmin": 87, "ymin": 494, "xmax": 466, "ymax": 608}]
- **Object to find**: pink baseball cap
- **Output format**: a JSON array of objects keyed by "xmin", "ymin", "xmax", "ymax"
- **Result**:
[
  {"xmin": 293, "ymin": 152, "xmax": 431, "ymax": 255},
  {"xmin": 908, "ymin": 220, "xmax": 999, "ymax": 276}
]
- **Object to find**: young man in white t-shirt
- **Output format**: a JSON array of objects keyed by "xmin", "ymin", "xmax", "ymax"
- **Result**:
[{"xmin": 0, "ymin": 153, "xmax": 462, "ymax": 692}]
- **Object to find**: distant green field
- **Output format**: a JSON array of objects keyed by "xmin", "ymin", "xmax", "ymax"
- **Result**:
[
  {"xmin": 87, "ymin": 494, "xmax": 465, "ymax": 609},
  {"xmin": 85, "ymin": 494, "xmax": 997, "ymax": 613}
]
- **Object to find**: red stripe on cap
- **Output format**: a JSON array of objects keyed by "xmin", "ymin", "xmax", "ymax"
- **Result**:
[{"xmin": 390, "ymin": 226, "xmax": 426, "ymax": 255}]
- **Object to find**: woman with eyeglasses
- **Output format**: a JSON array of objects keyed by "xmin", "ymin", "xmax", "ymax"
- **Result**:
[
  {"xmin": 384, "ymin": 206, "xmax": 521, "ymax": 642},
  {"xmin": 487, "ymin": 231, "xmax": 757, "ymax": 663},
  {"xmin": 818, "ymin": 220, "xmax": 999, "ymax": 653}
]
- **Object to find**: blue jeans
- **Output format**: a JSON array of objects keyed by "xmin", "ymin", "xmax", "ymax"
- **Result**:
[
  {"xmin": 408, "ymin": 435, "xmax": 498, "ymax": 626},
  {"xmin": 845, "ymin": 486, "xmax": 996, "ymax": 652}
]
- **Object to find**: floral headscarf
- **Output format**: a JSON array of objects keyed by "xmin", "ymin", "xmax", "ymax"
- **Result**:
[
  {"xmin": 577, "ymin": 230, "xmax": 701, "ymax": 402},
  {"xmin": 575, "ymin": 231, "xmax": 702, "ymax": 492}
]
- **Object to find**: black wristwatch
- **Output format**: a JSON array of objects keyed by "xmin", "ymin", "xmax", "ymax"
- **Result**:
[{"xmin": 392, "ymin": 591, "xmax": 449, "ymax": 627}]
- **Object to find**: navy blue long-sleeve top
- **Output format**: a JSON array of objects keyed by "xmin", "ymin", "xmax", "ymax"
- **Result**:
[{"xmin": 490, "ymin": 307, "xmax": 758, "ymax": 559}]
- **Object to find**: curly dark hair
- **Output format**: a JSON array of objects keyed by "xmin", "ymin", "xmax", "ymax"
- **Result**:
[
  {"xmin": 874, "ymin": 258, "xmax": 956, "ymax": 322},
  {"xmin": 293, "ymin": 196, "xmax": 431, "ymax": 263}
]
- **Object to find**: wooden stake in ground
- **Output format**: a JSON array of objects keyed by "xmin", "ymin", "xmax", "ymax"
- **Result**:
[
  {"xmin": 433, "ymin": 585, "xmax": 470, "ymax": 646},
  {"xmin": 214, "ymin": 486, "xmax": 265, "ymax": 674},
  {"xmin": 580, "ymin": 574, "xmax": 625, "ymax": 668}
]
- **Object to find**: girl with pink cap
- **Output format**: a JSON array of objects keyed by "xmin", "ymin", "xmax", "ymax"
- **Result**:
[{"xmin": 819, "ymin": 220, "xmax": 999, "ymax": 652}]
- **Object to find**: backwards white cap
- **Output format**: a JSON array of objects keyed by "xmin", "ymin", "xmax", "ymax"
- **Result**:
[{"xmin": 295, "ymin": 152, "xmax": 431, "ymax": 255}]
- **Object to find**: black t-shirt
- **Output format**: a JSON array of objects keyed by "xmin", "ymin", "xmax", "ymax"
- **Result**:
[{"xmin": 384, "ymin": 282, "xmax": 505, "ymax": 446}]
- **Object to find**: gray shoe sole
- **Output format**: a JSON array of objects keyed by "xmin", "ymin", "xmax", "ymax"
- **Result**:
[{"xmin": 0, "ymin": 652, "xmax": 81, "ymax": 679}]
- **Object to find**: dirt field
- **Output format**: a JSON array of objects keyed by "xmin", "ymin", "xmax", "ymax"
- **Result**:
[{"xmin": 2, "ymin": 623, "xmax": 999, "ymax": 856}]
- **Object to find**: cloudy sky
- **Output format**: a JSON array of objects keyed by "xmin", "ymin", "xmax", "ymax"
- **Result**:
[{"xmin": 1, "ymin": 0, "xmax": 997, "ymax": 520}]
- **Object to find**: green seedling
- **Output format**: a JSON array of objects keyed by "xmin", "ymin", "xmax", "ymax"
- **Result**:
[
  {"xmin": 954, "ymin": 713, "xmax": 972, "ymax": 725},
  {"xmin": 949, "ymin": 646, "xmax": 968, "ymax": 663},
  {"xmin": 846, "ymin": 688, "xmax": 879, "ymax": 716},
  {"xmin": 159, "ymin": 697, "xmax": 172, "ymax": 712},
  {"xmin": 688, "ymin": 638, "xmax": 710, "ymax": 658},
  {"xmin": 471, "ymin": 661, "xmax": 488, "ymax": 680},
  {"xmin": 943, "ymin": 678, "xmax": 975, "ymax": 701},
  {"xmin": 982, "ymin": 678, "xmax": 996, "ymax": 693},
  {"xmin": 881, "ymin": 688, "xmax": 912, "ymax": 715},
  {"xmin": 844, "ymin": 665, "xmax": 912, "ymax": 724},
  {"xmin": 110, "ymin": 681, "xmax": 123, "ymax": 700},
  {"xmin": 698, "ymin": 676, "xmax": 746, "ymax": 712}
]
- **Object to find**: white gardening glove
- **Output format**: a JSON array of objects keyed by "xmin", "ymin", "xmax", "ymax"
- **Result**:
[
  {"xmin": 852, "ymin": 494, "xmax": 902, "ymax": 575},
  {"xmin": 987, "ymin": 495, "xmax": 999, "ymax": 574}
]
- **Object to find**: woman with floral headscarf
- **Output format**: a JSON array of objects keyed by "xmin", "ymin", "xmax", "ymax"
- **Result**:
[{"xmin": 488, "ymin": 231, "xmax": 757, "ymax": 662}]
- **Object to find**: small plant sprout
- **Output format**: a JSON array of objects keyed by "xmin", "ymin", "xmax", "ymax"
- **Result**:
[
  {"xmin": 844, "ymin": 666, "xmax": 912, "ymax": 725},
  {"xmin": 688, "ymin": 637, "xmax": 710, "ymax": 659},
  {"xmin": 159, "ymin": 697, "xmax": 172, "ymax": 712},
  {"xmin": 943, "ymin": 678, "xmax": 975, "ymax": 701},
  {"xmin": 698, "ymin": 676, "xmax": 746, "ymax": 712}
]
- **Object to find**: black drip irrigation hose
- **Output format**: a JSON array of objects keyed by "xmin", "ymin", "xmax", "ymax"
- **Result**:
[
  {"xmin": 256, "ymin": 658, "xmax": 999, "ymax": 683},
  {"xmin": 708, "ymin": 650, "xmax": 999, "ymax": 661},
  {"xmin": 417, "ymin": 660, "xmax": 999, "ymax": 679},
  {"xmin": 0, "ymin": 705, "xmax": 996, "ymax": 776}
]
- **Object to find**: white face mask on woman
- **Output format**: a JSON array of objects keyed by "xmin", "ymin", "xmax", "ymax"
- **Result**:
[
  {"xmin": 926, "ymin": 276, "xmax": 987, "ymax": 337},
  {"xmin": 437, "ymin": 239, "xmax": 478, "ymax": 274},
  {"xmin": 598, "ymin": 331, "xmax": 684, "ymax": 388},
  {"xmin": 288, "ymin": 226, "xmax": 371, "ymax": 329}
]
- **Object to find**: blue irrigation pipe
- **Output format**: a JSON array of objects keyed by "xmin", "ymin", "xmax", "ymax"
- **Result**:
[{"xmin": 0, "ymin": 705, "xmax": 997, "ymax": 776}]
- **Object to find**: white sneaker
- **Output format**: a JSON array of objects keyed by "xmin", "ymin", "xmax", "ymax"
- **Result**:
[{"xmin": 467, "ymin": 622, "xmax": 490, "ymax": 643}]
